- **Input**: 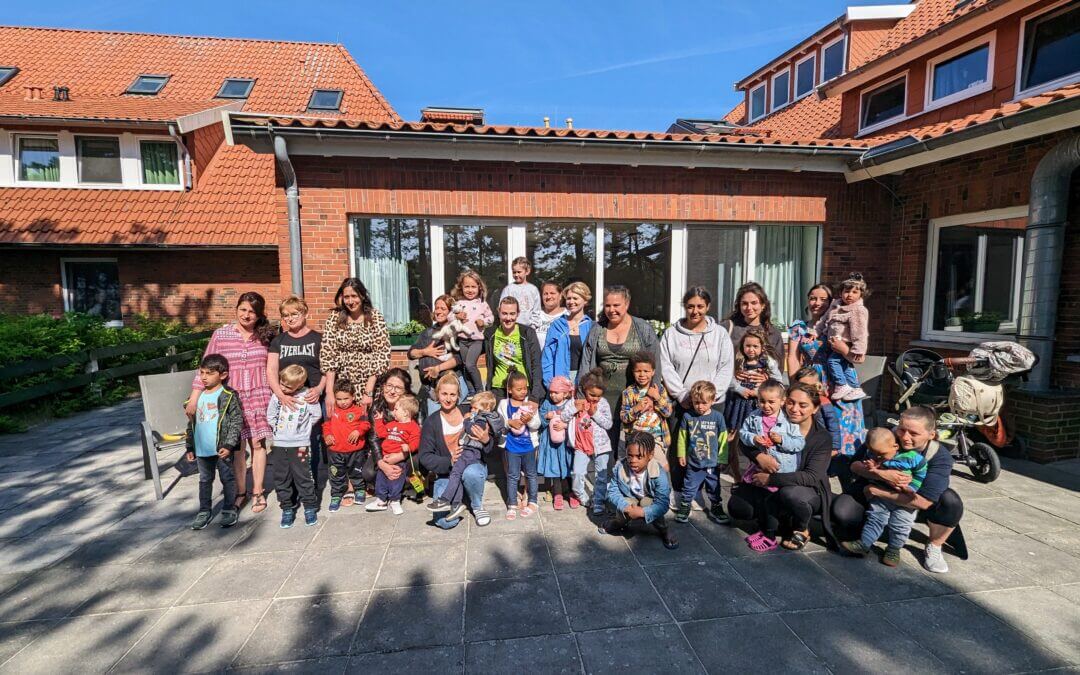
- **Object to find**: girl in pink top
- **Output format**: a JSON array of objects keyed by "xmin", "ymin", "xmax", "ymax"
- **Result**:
[{"xmin": 450, "ymin": 270, "xmax": 494, "ymax": 396}]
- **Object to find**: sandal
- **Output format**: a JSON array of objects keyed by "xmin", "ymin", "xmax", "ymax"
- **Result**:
[
  {"xmin": 745, "ymin": 531, "xmax": 766, "ymax": 545},
  {"xmin": 520, "ymin": 504, "xmax": 536, "ymax": 518},
  {"xmin": 749, "ymin": 535, "xmax": 778, "ymax": 553},
  {"xmin": 782, "ymin": 531, "xmax": 810, "ymax": 551},
  {"xmin": 251, "ymin": 492, "xmax": 268, "ymax": 514},
  {"xmin": 505, "ymin": 507, "xmax": 518, "ymax": 521},
  {"xmin": 234, "ymin": 493, "xmax": 249, "ymax": 511}
]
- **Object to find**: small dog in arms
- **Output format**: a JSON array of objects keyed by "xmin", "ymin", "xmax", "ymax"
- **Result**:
[{"xmin": 428, "ymin": 302, "xmax": 471, "ymax": 354}]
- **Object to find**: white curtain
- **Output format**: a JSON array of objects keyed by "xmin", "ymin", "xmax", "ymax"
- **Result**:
[
  {"xmin": 755, "ymin": 225, "xmax": 819, "ymax": 327},
  {"xmin": 356, "ymin": 257, "xmax": 409, "ymax": 326}
]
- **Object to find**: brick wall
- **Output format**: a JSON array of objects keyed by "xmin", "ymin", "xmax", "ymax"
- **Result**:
[{"xmin": 1003, "ymin": 390, "xmax": 1080, "ymax": 462}]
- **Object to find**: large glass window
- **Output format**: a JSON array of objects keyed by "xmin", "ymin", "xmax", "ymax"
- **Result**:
[
  {"xmin": 860, "ymin": 76, "xmax": 906, "ymax": 131},
  {"xmin": 749, "ymin": 83, "xmax": 766, "ymax": 121},
  {"xmin": 930, "ymin": 43, "xmax": 990, "ymax": 104},
  {"xmin": 442, "ymin": 222, "xmax": 508, "ymax": 315},
  {"xmin": 796, "ymin": 55, "xmax": 816, "ymax": 99},
  {"xmin": 1020, "ymin": 2, "xmax": 1080, "ymax": 94},
  {"xmin": 526, "ymin": 221, "xmax": 596, "ymax": 288},
  {"xmin": 352, "ymin": 217, "xmax": 432, "ymax": 326},
  {"xmin": 18, "ymin": 137, "xmax": 60, "ymax": 182},
  {"xmin": 62, "ymin": 259, "xmax": 122, "ymax": 326},
  {"xmin": 929, "ymin": 225, "xmax": 1022, "ymax": 334},
  {"xmin": 140, "ymin": 141, "xmax": 180, "ymax": 185},
  {"xmin": 771, "ymin": 70, "xmax": 791, "ymax": 110},
  {"xmin": 686, "ymin": 226, "xmax": 747, "ymax": 320},
  {"xmin": 822, "ymin": 37, "xmax": 845, "ymax": 82},
  {"xmin": 754, "ymin": 225, "xmax": 820, "ymax": 328},
  {"xmin": 604, "ymin": 222, "xmax": 671, "ymax": 322},
  {"xmin": 77, "ymin": 136, "xmax": 122, "ymax": 184}
]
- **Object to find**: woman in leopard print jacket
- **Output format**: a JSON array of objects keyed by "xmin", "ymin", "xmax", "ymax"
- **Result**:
[{"xmin": 320, "ymin": 278, "xmax": 391, "ymax": 407}]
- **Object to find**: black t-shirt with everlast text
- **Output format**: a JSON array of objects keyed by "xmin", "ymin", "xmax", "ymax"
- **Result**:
[{"xmin": 270, "ymin": 330, "xmax": 323, "ymax": 388}]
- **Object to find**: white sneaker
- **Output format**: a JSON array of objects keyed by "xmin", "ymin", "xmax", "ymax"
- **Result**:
[
  {"xmin": 843, "ymin": 387, "xmax": 868, "ymax": 401},
  {"xmin": 923, "ymin": 543, "xmax": 949, "ymax": 574},
  {"xmin": 365, "ymin": 499, "xmax": 388, "ymax": 512},
  {"xmin": 389, "ymin": 501, "xmax": 404, "ymax": 515},
  {"xmin": 830, "ymin": 385, "xmax": 853, "ymax": 401}
]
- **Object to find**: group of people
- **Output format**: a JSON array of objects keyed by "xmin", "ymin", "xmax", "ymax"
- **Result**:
[{"xmin": 184, "ymin": 257, "xmax": 963, "ymax": 574}]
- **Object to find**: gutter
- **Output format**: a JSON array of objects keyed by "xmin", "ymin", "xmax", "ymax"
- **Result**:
[{"xmin": 0, "ymin": 114, "xmax": 170, "ymax": 128}]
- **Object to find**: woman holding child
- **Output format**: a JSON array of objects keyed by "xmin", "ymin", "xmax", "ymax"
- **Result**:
[
  {"xmin": 321, "ymin": 277, "xmax": 391, "ymax": 406},
  {"xmin": 188, "ymin": 292, "xmax": 275, "ymax": 513},
  {"xmin": 408, "ymin": 294, "xmax": 467, "ymax": 416}
]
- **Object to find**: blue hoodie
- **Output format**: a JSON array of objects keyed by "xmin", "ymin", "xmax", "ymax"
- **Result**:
[{"xmin": 541, "ymin": 314, "xmax": 593, "ymax": 388}]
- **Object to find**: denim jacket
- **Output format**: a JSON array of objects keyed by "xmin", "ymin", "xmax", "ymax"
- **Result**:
[
  {"xmin": 606, "ymin": 457, "xmax": 671, "ymax": 524},
  {"xmin": 738, "ymin": 410, "xmax": 805, "ymax": 473}
]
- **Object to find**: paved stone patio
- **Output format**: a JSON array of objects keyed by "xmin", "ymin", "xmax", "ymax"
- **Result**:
[{"xmin": 0, "ymin": 399, "xmax": 1079, "ymax": 673}]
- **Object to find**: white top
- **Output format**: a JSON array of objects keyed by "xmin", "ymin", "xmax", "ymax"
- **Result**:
[{"xmin": 628, "ymin": 469, "xmax": 647, "ymax": 497}]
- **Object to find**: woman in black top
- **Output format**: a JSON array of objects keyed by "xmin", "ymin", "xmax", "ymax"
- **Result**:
[
  {"xmin": 408, "ymin": 294, "xmax": 466, "ymax": 417},
  {"xmin": 723, "ymin": 282, "xmax": 785, "ymax": 372}
]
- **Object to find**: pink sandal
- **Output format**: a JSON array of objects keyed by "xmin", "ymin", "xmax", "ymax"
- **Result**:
[
  {"xmin": 505, "ymin": 507, "xmax": 518, "ymax": 521},
  {"xmin": 745, "ymin": 531, "xmax": 766, "ymax": 545},
  {"xmin": 520, "ymin": 504, "xmax": 536, "ymax": 518},
  {"xmin": 749, "ymin": 535, "xmax": 778, "ymax": 553}
]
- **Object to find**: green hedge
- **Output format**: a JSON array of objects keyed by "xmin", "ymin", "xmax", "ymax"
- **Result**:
[{"xmin": 0, "ymin": 313, "xmax": 209, "ymax": 433}]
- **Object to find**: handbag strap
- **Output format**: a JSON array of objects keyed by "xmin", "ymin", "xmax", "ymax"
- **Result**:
[{"xmin": 682, "ymin": 333, "xmax": 707, "ymax": 384}]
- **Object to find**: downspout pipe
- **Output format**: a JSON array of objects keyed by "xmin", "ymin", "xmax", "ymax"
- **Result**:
[
  {"xmin": 1016, "ymin": 134, "xmax": 1080, "ymax": 390},
  {"xmin": 273, "ymin": 133, "xmax": 304, "ymax": 297},
  {"xmin": 167, "ymin": 124, "xmax": 192, "ymax": 190}
]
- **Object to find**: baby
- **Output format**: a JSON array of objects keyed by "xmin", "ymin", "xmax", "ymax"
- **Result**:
[
  {"xmin": 427, "ymin": 391, "xmax": 504, "ymax": 520},
  {"xmin": 738, "ymin": 380, "xmax": 805, "ymax": 492}
]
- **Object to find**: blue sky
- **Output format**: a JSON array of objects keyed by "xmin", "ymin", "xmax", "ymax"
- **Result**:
[{"xmin": 9, "ymin": 0, "xmax": 887, "ymax": 130}]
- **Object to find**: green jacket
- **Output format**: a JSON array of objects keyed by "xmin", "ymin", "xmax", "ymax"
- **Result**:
[{"xmin": 185, "ymin": 386, "xmax": 244, "ymax": 455}]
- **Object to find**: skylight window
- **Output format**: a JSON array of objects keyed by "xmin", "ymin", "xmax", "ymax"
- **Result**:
[
  {"xmin": 217, "ymin": 78, "xmax": 255, "ymax": 99},
  {"xmin": 126, "ymin": 75, "xmax": 170, "ymax": 95},
  {"xmin": 0, "ymin": 67, "xmax": 17, "ymax": 87},
  {"xmin": 308, "ymin": 89, "xmax": 343, "ymax": 111}
]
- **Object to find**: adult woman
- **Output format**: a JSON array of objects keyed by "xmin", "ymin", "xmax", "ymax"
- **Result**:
[
  {"xmin": 541, "ymin": 281, "xmax": 593, "ymax": 387},
  {"xmin": 408, "ymin": 294, "xmax": 466, "ymax": 416},
  {"xmin": 578, "ymin": 285, "xmax": 661, "ymax": 447},
  {"xmin": 418, "ymin": 372, "xmax": 495, "ymax": 528},
  {"xmin": 727, "ymin": 382, "xmax": 836, "ymax": 552},
  {"xmin": 660, "ymin": 286, "xmax": 735, "ymax": 412},
  {"xmin": 787, "ymin": 283, "xmax": 866, "ymax": 458},
  {"xmin": 483, "ymin": 296, "xmax": 545, "ymax": 402},
  {"xmin": 535, "ymin": 281, "xmax": 567, "ymax": 347},
  {"xmin": 320, "ymin": 278, "xmax": 391, "ymax": 406},
  {"xmin": 187, "ymin": 292, "xmax": 275, "ymax": 513},
  {"xmin": 724, "ymin": 282, "xmax": 785, "ymax": 378},
  {"xmin": 363, "ymin": 367, "xmax": 416, "ymax": 506}
]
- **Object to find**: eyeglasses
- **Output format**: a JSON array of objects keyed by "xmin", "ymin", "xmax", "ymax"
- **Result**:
[
  {"xmin": 282, "ymin": 312, "xmax": 304, "ymax": 320},
  {"xmin": 382, "ymin": 383, "xmax": 405, "ymax": 393}
]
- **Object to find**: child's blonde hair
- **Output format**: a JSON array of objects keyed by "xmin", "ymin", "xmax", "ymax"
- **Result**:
[
  {"xmin": 689, "ymin": 380, "xmax": 717, "ymax": 403},
  {"xmin": 451, "ymin": 270, "xmax": 488, "ymax": 302},
  {"xmin": 470, "ymin": 391, "xmax": 497, "ymax": 413},
  {"xmin": 279, "ymin": 295, "xmax": 309, "ymax": 316},
  {"xmin": 396, "ymin": 394, "xmax": 420, "ymax": 420},
  {"xmin": 511, "ymin": 256, "xmax": 531, "ymax": 271},
  {"xmin": 279, "ymin": 364, "xmax": 307, "ymax": 390}
]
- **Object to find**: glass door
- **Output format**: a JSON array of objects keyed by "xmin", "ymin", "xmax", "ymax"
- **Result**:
[{"xmin": 440, "ymin": 221, "xmax": 510, "ymax": 314}]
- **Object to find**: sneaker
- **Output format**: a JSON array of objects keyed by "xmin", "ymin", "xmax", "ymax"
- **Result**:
[
  {"xmin": 191, "ymin": 511, "xmax": 213, "ymax": 530},
  {"xmin": 219, "ymin": 510, "xmax": 239, "ymax": 528},
  {"xmin": 328, "ymin": 497, "xmax": 342, "ymax": 513},
  {"xmin": 923, "ymin": 544, "xmax": 949, "ymax": 574},
  {"xmin": 602, "ymin": 518, "xmax": 626, "ymax": 536},
  {"xmin": 882, "ymin": 546, "xmax": 901, "ymax": 567},
  {"xmin": 840, "ymin": 540, "xmax": 870, "ymax": 556},
  {"xmin": 568, "ymin": 496, "xmax": 581, "ymax": 509},
  {"xmin": 674, "ymin": 502, "xmax": 691, "ymax": 524},
  {"xmin": 354, "ymin": 492, "xmax": 366, "ymax": 507},
  {"xmin": 447, "ymin": 503, "xmax": 468, "ymax": 521},
  {"xmin": 365, "ymin": 499, "xmax": 388, "ymax": 512},
  {"xmin": 474, "ymin": 508, "xmax": 491, "ymax": 527},
  {"xmin": 389, "ymin": 501, "xmax": 404, "ymax": 516},
  {"xmin": 843, "ymin": 387, "xmax": 868, "ymax": 402},
  {"xmin": 830, "ymin": 384, "xmax": 853, "ymax": 401},
  {"xmin": 661, "ymin": 529, "xmax": 680, "ymax": 550},
  {"xmin": 304, "ymin": 507, "xmax": 318, "ymax": 526},
  {"xmin": 280, "ymin": 508, "xmax": 296, "ymax": 529},
  {"xmin": 553, "ymin": 494, "xmax": 565, "ymax": 511},
  {"xmin": 427, "ymin": 497, "xmax": 452, "ymax": 513},
  {"xmin": 708, "ymin": 503, "xmax": 731, "ymax": 525}
]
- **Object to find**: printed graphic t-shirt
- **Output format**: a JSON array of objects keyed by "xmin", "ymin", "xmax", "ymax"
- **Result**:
[
  {"xmin": 492, "ymin": 325, "xmax": 525, "ymax": 388},
  {"xmin": 269, "ymin": 330, "xmax": 323, "ymax": 388},
  {"xmin": 195, "ymin": 388, "xmax": 223, "ymax": 457}
]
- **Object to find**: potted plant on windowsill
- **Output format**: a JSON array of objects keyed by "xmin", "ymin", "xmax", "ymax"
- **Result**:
[
  {"xmin": 961, "ymin": 311, "xmax": 1004, "ymax": 334},
  {"xmin": 387, "ymin": 320, "xmax": 426, "ymax": 347}
]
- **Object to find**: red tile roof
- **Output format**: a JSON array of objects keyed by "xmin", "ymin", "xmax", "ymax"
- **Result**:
[
  {"xmin": 858, "ymin": 0, "xmax": 997, "ymax": 69},
  {"xmin": 722, "ymin": 94, "xmax": 845, "ymax": 139}
]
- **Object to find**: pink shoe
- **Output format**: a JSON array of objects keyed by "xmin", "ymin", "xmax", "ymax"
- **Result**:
[
  {"xmin": 749, "ymin": 535, "xmax": 779, "ymax": 553},
  {"xmin": 553, "ymin": 494, "xmax": 565, "ymax": 511},
  {"xmin": 568, "ymin": 496, "xmax": 581, "ymax": 509},
  {"xmin": 830, "ymin": 385, "xmax": 853, "ymax": 401},
  {"xmin": 745, "ymin": 531, "xmax": 766, "ymax": 545}
]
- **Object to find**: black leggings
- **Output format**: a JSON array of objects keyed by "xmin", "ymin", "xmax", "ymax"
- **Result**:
[
  {"xmin": 831, "ymin": 488, "xmax": 964, "ymax": 541},
  {"xmin": 728, "ymin": 484, "xmax": 821, "ymax": 538}
]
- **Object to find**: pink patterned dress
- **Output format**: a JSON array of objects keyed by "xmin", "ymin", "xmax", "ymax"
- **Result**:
[{"xmin": 194, "ymin": 324, "xmax": 273, "ymax": 442}]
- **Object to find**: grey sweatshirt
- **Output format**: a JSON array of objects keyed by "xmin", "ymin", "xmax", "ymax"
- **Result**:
[{"xmin": 659, "ymin": 316, "xmax": 736, "ymax": 406}]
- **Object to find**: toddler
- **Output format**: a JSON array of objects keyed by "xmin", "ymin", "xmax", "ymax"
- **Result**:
[
  {"xmin": 602, "ymin": 432, "xmax": 679, "ymax": 550},
  {"xmin": 738, "ymin": 379, "xmax": 805, "ymax": 493},
  {"xmin": 620, "ymin": 351, "xmax": 674, "ymax": 470},
  {"xmin": 499, "ymin": 371, "xmax": 541, "ymax": 519},
  {"xmin": 366, "ymin": 395, "xmax": 422, "ymax": 515},
  {"xmin": 499, "ymin": 256, "xmax": 542, "ymax": 330},
  {"xmin": 185, "ymin": 354, "xmax": 241, "ymax": 530},
  {"xmin": 450, "ymin": 270, "xmax": 495, "ymax": 396},
  {"xmin": 816, "ymin": 272, "xmax": 870, "ymax": 401},
  {"xmin": 539, "ymin": 375, "xmax": 576, "ymax": 509},
  {"xmin": 322, "ymin": 377, "xmax": 371, "ymax": 511},
  {"xmin": 842, "ymin": 428, "xmax": 928, "ymax": 567},
  {"xmin": 675, "ymin": 381, "xmax": 730, "ymax": 524},
  {"xmin": 569, "ymin": 368, "xmax": 614, "ymax": 516},
  {"xmin": 723, "ymin": 327, "xmax": 783, "ymax": 435},
  {"xmin": 427, "ymin": 391, "xmax": 504, "ymax": 520},
  {"xmin": 267, "ymin": 364, "xmax": 323, "ymax": 528}
]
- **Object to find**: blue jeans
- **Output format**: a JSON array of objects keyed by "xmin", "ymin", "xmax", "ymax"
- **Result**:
[
  {"xmin": 432, "ymin": 462, "xmax": 488, "ymax": 529},
  {"xmin": 681, "ymin": 465, "xmax": 721, "ymax": 507},
  {"xmin": 861, "ymin": 497, "xmax": 918, "ymax": 549},
  {"xmin": 505, "ymin": 451, "xmax": 538, "ymax": 507},
  {"xmin": 826, "ymin": 348, "xmax": 859, "ymax": 388},
  {"xmin": 197, "ymin": 455, "xmax": 236, "ymax": 512},
  {"xmin": 572, "ymin": 450, "xmax": 610, "ymax": 514}
]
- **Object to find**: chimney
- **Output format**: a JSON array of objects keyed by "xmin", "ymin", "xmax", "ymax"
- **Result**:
[
  {"xmin": 23, "ymin": 86, "xmax": 44, "ymax": 100},
  {"xmin": 565, "ymin": 117, "xmax": 573, "ymax": 130},
  {"xmin": 543, "ymin": 116, "xmax": 550, "ymax": 129},
  {"xmin": 420, "ymin": 106, "xmax": 485, "ymax": 125},
  {"xmin": 53, "ymin": 86, "xmax": 70, "ymax": 102}
]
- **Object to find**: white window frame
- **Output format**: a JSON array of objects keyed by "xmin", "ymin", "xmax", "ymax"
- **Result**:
[
  {"xmin": 75, "ymin": 134, "xmax": 124, "ymax": 186},
  {"xmin": 857, "ymin": 71, "xmax": 909, "ymax": 136},
  {"xmin": 921, "ymin": 206, "xmax": 1027, "ymax": 343},
  {"xmin": 60, "ymin": 257, "xmax": 123, "ymax": 328},
  {"xmin": 770, "ymin": 67, "xmax": 792, "ymax": 112},
  {"xmin": 13, "ymin": 133, "xmax": 62, "ymax": 185},
  {"xmin": 1014, "ymin": 0, "xmax": 1080, "ymax": 99},
  {"xmin": 136, "ymin": 137, "xmax": 184, "ymax": 188},
  {"xmin": 820, "ymin": 35, "xmax": 847, "ymax": 83},
  {"xmin": 748, "ymin": 82, "xmax": 767, "ymax": 122},
  {"xmin": 924, "ymin": 32, "xmax": 996, "ymax": 113},
  {"xmin": 794, "ymin": 52, "xmax": 817, "ymax": 100}
]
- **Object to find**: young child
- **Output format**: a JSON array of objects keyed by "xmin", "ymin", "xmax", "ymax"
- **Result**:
[
  {"xmin": 603, "ymin": 432, "xmax": 679, "ymax": 551},
  {"xmin": 723, "ymin": 327, "xmax": 784, "ymax": 436},
  {"xmin": 322, "ymin": 377, "xmax": 371, "ymax": 512},
  {"xmin": 366, "ymin": 394, "xmax": 422, "ymax": 515},
  {"xmin": 738, "ymin": 379, "xmax": 806, "ymax": 493},
  {"xmin": 793, "ymin": 366, "xmax": 842, "ymax": 456},
  {"xmin": 816, "ymin": 272, "xmax": 870, "ymax": 401},
  {"xmin": 499, "ymin": 256, "xmax": 542, "ymax": 330},
  {"xmin": 539, "ymin": 375, "xmax": 576, "ymax": 509},
  {"xmin": 185, "ymin": 354, "xmax": 242, "ymax": 530},
  {"xmin": 451, "ymin": 270, "xmax": 495, "ymax": 396},
  {"xmin": 841, "ymin": 427, "xmax": 928, "ymax": 566},
  {"xmin": 267, "ymin": 364, "xmax": 323, "ymax": 528},
  {"xmin": 427, "ymin": 391, "xmax": 504, "ymax": 520},
  {"xmin": 675, "ymin": 381, "xmax": 730, "ymax": 524},
  {"xmin": 620, "ymin": 351, "xmax": 674, "ymax": 470},
  {"xmin": 499, "ymin": 371, "xmax": 541, "ymax": 519},
  {"xmin": 569, "ymin": 368, "xmax": 614, "ymax": 516}
]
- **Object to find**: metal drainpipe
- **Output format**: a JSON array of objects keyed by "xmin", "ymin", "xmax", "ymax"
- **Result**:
[
  {"xmin": 1016, "ymin": 134, "xmax": 1080, "ymax": 390},
  {"xmin": 273, "ymin": 133, "xmax": 304, "ymax": 296},
  {"xmin": 167, "ymin": 125, "xmax": 192, "ymax": 189}
]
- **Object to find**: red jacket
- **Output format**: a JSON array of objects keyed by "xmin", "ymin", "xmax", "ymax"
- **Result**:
[
  {"xmin": 377, "ymin": 418, "xmax": 421, "ymax": 457},
  {"xmin": 322, "ymin": 404, "xmax": 370, "ymax": 453}
]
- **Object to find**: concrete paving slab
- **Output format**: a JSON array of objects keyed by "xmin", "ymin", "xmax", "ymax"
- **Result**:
[
  {"xmin": 558, "ymin": 565, "xmax": 670, "ymax": 631},
  {"xmin": 576, "ymin": 624, "xmax": 703, "ymax": 674},
  {"xmin": 466, "ymin": 532, "xmax": 552, "ymax": 581},
  {"xmin": 233, "ymin": 593, "xmax": 368, "ymax": 666},
  {"xmin": 1031, "ymin": 529, "xmax": 1080, "ymax": 559},
  {"xmin": 626, "ymin": 521, "xmax": 720, "ymax": 565},
  {"xmin": 730, "ymin": 554, "xmax": 862, "ymax": 611},
  {"xmin": 135, "ymin": 520, "xmax": 250, "ymax": 563},
  {"xmin": 0, "ymin": 530, "xmax": 96, "ymax": 573},
  {"xmin": 645, "ymin": 560, "xmax": 769, "ymax": 622},
  {"xmin": 180, "ymin": 551, "xmax": 301, "ymax": 605},
  {"xmin": 353, "ymin": 584, "xmax": 463, "ymax": 653},
  {"xmin": 384, "ymin": 508, "xmax": 469, "ymax": 544},
  {"xmin": 538, "ymin": 505, "xmax": 604, "ymax": 532},
  {"xmin": 74, "ymin": 558, "xmax": 214, "ymax": 614},
  {"xmin": 966, "ymin": 497, "xmax": 1075, "ymax": 534},
  {"xmin": 0, "ymin": 499, "xmax": 82, "ymax": 539},
  {"xmin": 347, "ymin": 645, "xmax": 464, "ymax": 672},
  {"xmin": 1053, "ymin": 583, "xmax": 1080, "ymax": 604},
  {"xmin": 280, "ymin": 546, "xmax": 384, "ymax": 597},
  {"xmin": 228, "ymin": 656, "xmax": 349, "ymax": 674},
  {"xmin": 1018, "ymin": 491, "xmax": 1080, "ymax": 527},
  {"xmin": 374, "ymin": 541, "xmax": 465, "ymax": 589},
  {"xmin": 965, "ymin": 587, "xmax": 1080, "ymax": 663},
  {"xmin": 0, "ymin": 619, "xmax": 55, "ymax": 666},
  {"xmin": 467, "ymin": 505, "xmax": 543, "ymax": 538},
  {"xmin": 0, "ymin": 565, "xmax": 127, "ymax": 622},
  {"xmin": 807, "ymin": 549, "xmax": 951, "ymax": 603},
  {"xmin": 465, "ymin": 635, "xmax": 580, "ymax": 674},
  {"xmin": 922, "ymin": 550, "xmax": 1034, "ymax": 594},
  {"xmin": 971, "ymin": 533, "xmax": 1080, "ymax": 587},
  {"xmin": 54, "ymin": 525, "xmax": 175, "ymax": 568},
  {"xmin": 0, "ymin": 609, "xmax": 165, "ymax": 673},
  {"xmin": 682, "ymin": 612, "xmax": 829, "ymax": 674},
  {"xmin": 688, "ymin": 517, "xmax": 770, "ymax": 558},
  {"xmin": 464, "ymin": 575, "xmax": 569, "ymax": 642},
  {"xmin": 229, "ymin": 516, "xmax": 323, "ymax": 555},
  {"xmin": 308, "ymin": 513, "xmax": 396, "ymax": 548},
  {"xmin": 545, "ymin": 527, "xmax": 635, "ymax": 572}
]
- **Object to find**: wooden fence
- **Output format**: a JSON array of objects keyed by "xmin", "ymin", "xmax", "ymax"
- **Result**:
[{"xmin": 0, "ymin": 330, "xmax": 212, "ymax": 409}]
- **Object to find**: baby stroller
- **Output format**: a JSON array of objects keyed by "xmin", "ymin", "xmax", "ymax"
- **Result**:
[{"xmin": 887, "ymin": 342, "xmax": 1037, "ymax": 483}]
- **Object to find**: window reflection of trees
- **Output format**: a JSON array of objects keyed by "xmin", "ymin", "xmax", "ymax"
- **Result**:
[
  {"xmin": 527, "ymin": 221, "xmax": 596, "ymax": 289},
  {"xmin": 442, "ymin": 223, "xmax": 508, "ymax": 313},
  {"xmin": 604, "ymin": 222, "xmax": 672, "ymax": 322}
]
